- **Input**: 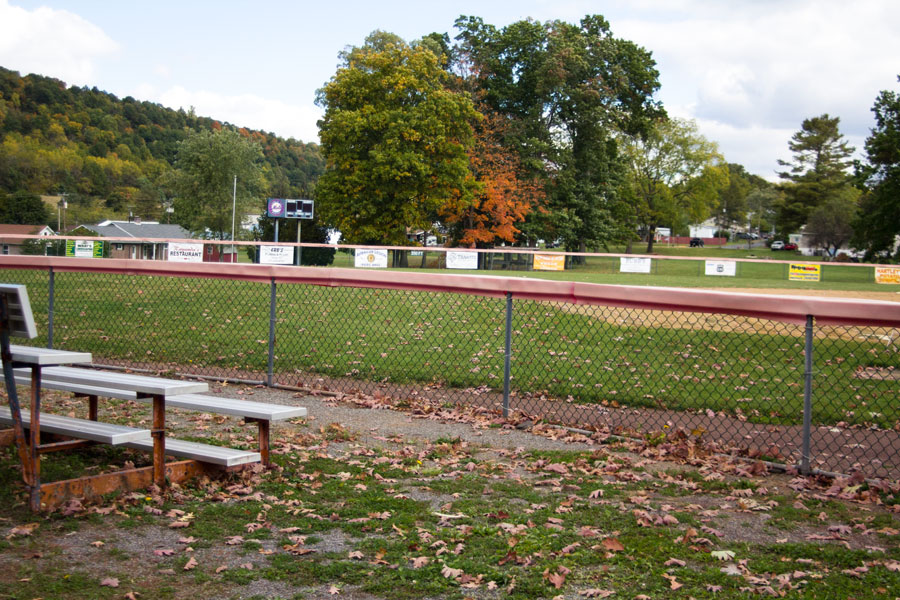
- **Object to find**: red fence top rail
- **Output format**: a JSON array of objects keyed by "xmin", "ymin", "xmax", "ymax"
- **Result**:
[{"xmin": 3, "ymin": 255, "xmax": 900, "ymax": 327}]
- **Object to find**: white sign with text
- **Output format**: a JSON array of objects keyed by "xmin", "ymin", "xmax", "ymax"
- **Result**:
[
  {"xmin": 167, "ymin": 242, "xmax": 204, "ymax": 263},
  {"xmin": 619, "ymin": 257, "xmax": 652, "ymax": 273},
  {"xmin": 260, "ymin": 245, "xmax": 294, "ymax": 265},
  {"xmin": 446, "ymin": 251, "xmax": 478, "ymax": 270},
  {"xmin": 354, "ymin": 249, "xmax": 388, "ymax": 268},
  {"xmin": 704, "ymin": 260, "xmax": 737, "ymax": 277}
]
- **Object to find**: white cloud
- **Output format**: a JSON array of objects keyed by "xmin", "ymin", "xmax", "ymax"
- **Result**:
[
  {"xmin": 611, "ymin": 0, "xmax": 900, "ymax": 175},
  {"xmin": 0, "ymin": 0, "xmax": 117, "ymax": 85},
  {"xmin": 151, "ymin": 86, "xmax": 322, "ymax": 143}
]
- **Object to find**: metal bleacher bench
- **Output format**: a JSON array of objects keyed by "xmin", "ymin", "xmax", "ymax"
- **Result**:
[
  {"xmin": 0, "ymin": 405, "xmax": 150, "ymax": 445},
  {"xmin": 1, "ymin": 365, "xmax": 307, "ymax": 465}
]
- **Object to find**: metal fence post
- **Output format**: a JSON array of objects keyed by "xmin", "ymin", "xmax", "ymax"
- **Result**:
[
  {"xmin": 267, "ymin": 278, "xmax": 276, "ymax": 387},
  {"xmin": 47, "ymin": 267, "xmax": 55, "ymax": 349},
  {"xmin": 801, "ymin": 314, "xmax": 814, "ymax": 474},
  {"xmin": 503, "ymin": 292, "xmax": 513, "ymax": 419}
]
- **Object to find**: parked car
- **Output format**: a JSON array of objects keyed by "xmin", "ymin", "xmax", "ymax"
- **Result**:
[
  {"xmin": 770, "ymin": 240, "xmax": 785, "ymax": 250},
  {"xmin": 689, "ymin": 237, "xmax": 704, "ymax": 247},
  {"xmin": 784, "ymin": 242, "xmax": 798, "ymax": 251}
]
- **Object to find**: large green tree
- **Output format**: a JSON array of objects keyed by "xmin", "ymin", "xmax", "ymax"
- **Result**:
[
  {"xmin": 453, "ymin": 15, "xmax": 663, "ymax": 252},
  {"xmin": 852, "ymin": 76, "xmax": 900, "ymax": 260},
  {"xmin": 621, "ymin": 118, "xmax": 729, "ymax": 253},
  {"xmin": 172, "ymin": 128, "xmax": 264, "ymax": 240},
  {"xmin": 0, "ymin": 191, "xmax": 50, "ymax": 225},
  {"xmin": 315, "ymin": 31, "xmax": 478, "ymax": 245},
  {"xmin": 776, "ymin": 114, "xmax": 854, "ymax": 234}
]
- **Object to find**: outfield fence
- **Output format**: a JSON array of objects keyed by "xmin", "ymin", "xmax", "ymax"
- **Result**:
[{"xmin": 2, "ymin": 255, "xmax": 900, "ymax": 479}]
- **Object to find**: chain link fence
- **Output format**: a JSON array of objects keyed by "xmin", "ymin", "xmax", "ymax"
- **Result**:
[{"xmin": 2, "ymin": 264, "xmax": 898, "ymax": 479}]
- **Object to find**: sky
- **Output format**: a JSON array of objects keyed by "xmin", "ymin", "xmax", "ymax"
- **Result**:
[{"xmin": 1, "ymin": 0, "xmax": 898, "ymax": 180}]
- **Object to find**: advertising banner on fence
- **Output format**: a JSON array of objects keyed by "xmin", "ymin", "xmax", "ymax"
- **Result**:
[
  {"xmin": 354, "ymin": 249, "xmax": 388, "ymax": 268},
  {"xmin": 789, "ymin": 263, "xmax": 821, "ymax": 282},
  {"xmin": 620, "ymin": 257, "xmax": 652, "ymax": 273},
  {"xmin": 66, "ymin": 240, "xmax": 102, "ymax": 258},
  {"xmin": 705, "ymin": 260, "xmax": 737, "ymax": 277},
  {"xmin": 534, "ymin": 253, "xmax": 565, "ymax": 271},
  {"xmin": 446, "ymin": 251, "xmax": 478, "ymax": 270},
  {"xmin": 167, "ymin": 242, "xmax": 203, "ymax": 262},
  {"xmin": 875, "ymin": 266, "xmax": 900, "ymax": 284},
  {"xmin": 260, "ymin": 245, "xmax": 294, "ymax": 265}
]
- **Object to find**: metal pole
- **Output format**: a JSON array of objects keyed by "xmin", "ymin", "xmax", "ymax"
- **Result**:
[
  {"xmin": 274, "ymin": 220, "xmax": 279, "ymax": 244},
  {"xmin": 47, "ymin": 268, "xmax": 54, "ymax": 349},
  {"xmin": 502, "ymin": 292, "xmax": 513, "ymax": 419},
  {"xmin": 231, "ymin": 175, "xmax": 237, "ymax": 262},
  {"xmin": 801, "ymin": 314, "xmax": 814, "ymax": 474},
  {"xmin": 296, "ymin": 221, "xmax": 302, "ymax": 266},
  {"xmin": 267, "ymin": 278, "xmax": 277, "ymax": 387}
]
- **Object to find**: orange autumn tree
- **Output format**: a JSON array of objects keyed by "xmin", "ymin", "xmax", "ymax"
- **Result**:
[{"xmin": 442, "ymin": 109, "xmax": 544, "ymax": 247}]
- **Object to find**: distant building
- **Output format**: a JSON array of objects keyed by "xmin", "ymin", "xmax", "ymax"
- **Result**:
[
  {"xmin": 688, "ymin": 218, "xmax": 718, "ymax": 239},
  {"xmin": 83, "ymin": 220, "xmax": 192, "ymax": 260},
  {"xmin": 0, "ymin": 224, "xmax": 55, "ymax": 255}
]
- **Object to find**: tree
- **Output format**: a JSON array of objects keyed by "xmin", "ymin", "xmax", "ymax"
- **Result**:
[
  {"xmin": 776, "ymin": 114, "xmax": 854, "ymax": 234},
  {"xmin": 315, "ymin": 31, "xmax": 478, "ymax": 245},
  {"xmin": 806, "ymin": 189, "xmax": 859, "ymax": 258},
  {"xmin": 621, "ymin": 118, "xmax": 729, "ymax": 253},
  {"xmin": 0, "ymin": 192, "xmax": 50, "ymax": 225},
  {"xmin": 453, "ymin": 15, "xmax": 664, "ymax": 252},
  {"xmin": 172, "ymin": 129, "xmax": 264, "ymax": 240},
  {"xmin": 440, "ymin": 109, "xmax": 543, "ymax": 247},
  {"xmin": 852, "ymin": 76, "xmax": 900, "ymax": 260}
]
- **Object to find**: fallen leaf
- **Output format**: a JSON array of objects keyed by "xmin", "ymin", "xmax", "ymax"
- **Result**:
[
  {"xmin": 215, "ymin": 565, "xmax": 228, "ymax": 573},
  {"xmin": 547, "ymin": 570, "xmax": 566, "ymax": 589},
  {"xmin": 601, "ymin": 537, "xmax": 625, "ymax": 552},
  {"xmin": 662, "ymin": 573, "xmax": 682, "ymax": 590},
  {"xmin": 90, "ymin": 540, "xmax": 105, "ymax": 548},
  {"xmin": 411, "ymin": 556, "xmax": 430, "ymax": 568},
  {"xmin": 183, "ymin": 557, "xmax": 198, "ymax": 571},
  {"xmin": 664, "ymin": 558, "xmax": 686, "ymax": 567},
  {"xmin": 153, "ymin": 549, "xmax": 175, "ymax": 557},
  {"xmin": 7, "ymin": 523, "xmax": 39, "ymax": 538},
  {"xmin": 168, "ymin": 521, "xmax": 191, "ymax": 529},
  {"xmin": 328, "ymin": 585, "xmax": 340, "ymax": 595},
  {"xmin": 348, "ymin": 551, "xmax": 364, "ymax": 560},
  {"xmin": 711, "ymin": 550, "xmax": 736, "ymax": 561},
  {"xmin": 100, "ymin": 577, "xmax": 119, "ymax": 588},
  {"xmin": 580, "ymin": 590, "xmax": 615, "ymax": 598}
]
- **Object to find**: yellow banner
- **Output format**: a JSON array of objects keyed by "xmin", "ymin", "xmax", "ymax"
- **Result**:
[
  {"xmin": 788, "ymin": 263, "xmax": 821, "ymax": 282},
  {"xmin": 534, "ymin": 254, "xmax": 565, "ymax": 271},
  {"xmin": 875, "ymin": 266, "xmax": 900, "ymax": 284}
]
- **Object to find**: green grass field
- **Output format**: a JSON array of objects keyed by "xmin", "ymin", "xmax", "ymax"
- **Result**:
[{"xmin": 3, "ymin": 267, "xmax": 897, "ymax": 428}]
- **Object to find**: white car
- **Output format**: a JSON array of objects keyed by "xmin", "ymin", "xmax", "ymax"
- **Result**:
[{"xmin": 770, "ymin": 241, "xmax": 785, "ymax": 250}]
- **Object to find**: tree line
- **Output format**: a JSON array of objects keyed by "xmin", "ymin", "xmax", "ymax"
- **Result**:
[
  {"xmin": 2, "ymin": 14, "xmax": 899, "ymax": 263},
  {"xmin": 315, "ymin": 17, "xmax": 899, "ymax": 260},
  {"xmin": 0, "ymin": 66, "xmax": 323, "ymax": 232}
]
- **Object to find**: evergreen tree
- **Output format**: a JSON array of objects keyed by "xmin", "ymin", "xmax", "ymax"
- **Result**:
[{"xmin": 776, "ymin": 114, "xmax": 854, "ymax": 234}]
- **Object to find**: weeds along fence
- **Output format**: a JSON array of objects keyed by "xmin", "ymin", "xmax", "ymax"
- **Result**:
[{"xmin": 2, "ymin": 255, "xmax": 900, "ymax": 480}]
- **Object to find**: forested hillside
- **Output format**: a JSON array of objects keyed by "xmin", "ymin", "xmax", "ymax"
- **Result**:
[{"xmin": 0, "ymin": 66, "xmax": 323, "ymax": 227}]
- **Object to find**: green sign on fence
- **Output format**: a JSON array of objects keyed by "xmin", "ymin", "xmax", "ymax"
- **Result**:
[{"xmin": 65, "ymin": 240, "xmax": 103, "ymax": 258}]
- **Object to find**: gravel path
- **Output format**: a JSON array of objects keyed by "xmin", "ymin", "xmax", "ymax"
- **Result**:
[{"xmin": 212, "ymin": 384, "xmax": 597, "ymax": 453}]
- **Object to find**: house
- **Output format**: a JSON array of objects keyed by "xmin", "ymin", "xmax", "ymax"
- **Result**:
[
  {"xmin": 0, "ymin": 224, "xmax": 55, "ymax": 255},
  {"xmin": 83, "ymin": 220, "xmax": 192, "ymax": 260},
  {"xmin": 688, "ymin": 218, "xmax": 718, "ymax": 239}
]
